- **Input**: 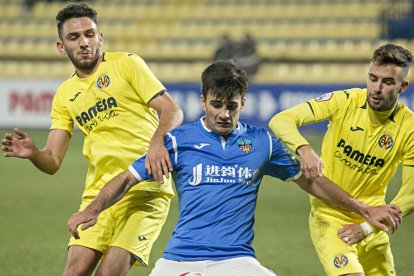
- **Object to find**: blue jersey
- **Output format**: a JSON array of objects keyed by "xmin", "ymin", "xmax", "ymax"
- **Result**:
[{"xmin": 129, "ymin": 118, "xmax": 300, "ymax": 261}]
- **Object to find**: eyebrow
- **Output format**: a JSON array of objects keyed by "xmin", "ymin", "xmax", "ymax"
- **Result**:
[{"xmin": 65, "ymin": 28, "xmax": 95, "ymax": 38}]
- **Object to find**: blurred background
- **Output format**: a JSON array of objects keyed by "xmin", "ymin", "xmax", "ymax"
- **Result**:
[{"xmin": 1, "ymin": 0, "xmax": 414, "ymax": 275}]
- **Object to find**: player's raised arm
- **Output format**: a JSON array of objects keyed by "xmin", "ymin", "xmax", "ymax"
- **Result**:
[
  {"xmin": 67, "ymin": 170, "xmax": 139, "ymax": 239},
  {"xmin": 2, "ymin": 128, "xmax": 70, "ymax": 175},
  {"xmin": 145, "ymin": 92, "xmax": 183, "ymax": 183},
  {"xmin": 269, "ymin": 103, "xmax": 323, "ymax": 179},
  {"xmin": 293, "ymin": 174, "xmax": 401, "ymax": 232}
]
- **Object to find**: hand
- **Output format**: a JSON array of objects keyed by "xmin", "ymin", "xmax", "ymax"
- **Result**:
[
  {"xmin": 2, "ymin": 128, "xmax": 38, "ymax": 158},
  {"xmin": 67, "ymin": 209, "xmax": 98, "ymax": 239},
  {"xmin": 296, "ymin": 144, "xmax": 323, "ymax": 179},
  {"xmin": 338, "ymin": 224, "xmax": 366, "ymax": 245},
  {"xmin": 364, "ymin": 204, "xmax": 402, "ymax": 233},
  {"xmin": 145, "ymin": 135, "xmax": 172, "ymax": 183}
]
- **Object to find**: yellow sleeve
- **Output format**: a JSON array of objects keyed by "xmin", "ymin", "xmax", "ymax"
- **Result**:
[
  {"xmin": 269, "ymin": 102, "xmax": 315, "ymax": 153},
  {"xmin": 50, "ymin": 88, "xmax": 73, "ymax": 135},
  {"xmin": 390, "ymin": 165, "xmax": 414, "ymax": 217},
  {"xmin": 125, "ymin": 54, "xmax": 166, "ymax": 103},
  {"xmin": 269, "ymin": 91, "xmax": 346, "ymax": 153}
]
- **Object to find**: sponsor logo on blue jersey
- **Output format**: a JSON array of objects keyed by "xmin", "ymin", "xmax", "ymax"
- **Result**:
[
  {"xmin": 237, "ymin": 138, "xmax": 252, "ymax": 153},
  {"xmin": 189, "ymin": 163, "xmax": 259, "ymax": 186},
  {"xmin": 378, "ymin": 133, "xmax": 394, "ymax": 150},
  {"xmin": 96, "ymin": 74, "xmax": 110, "ymax": 89},
  {"xmin": 333, "ymin": 254, "xmax": 348, "ymax": 268}
]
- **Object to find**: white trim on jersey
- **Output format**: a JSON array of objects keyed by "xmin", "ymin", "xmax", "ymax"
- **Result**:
[
  {"xmin": 167, "ymin": 132, "xmax": 178, "ymax": 164},
  {"xmin": 266, "ymin": 131, "xmax": 272, "ymax": 160},
  {"xmin": 128, "ymin": 164, "xmax": 144, "ymax": 182}
]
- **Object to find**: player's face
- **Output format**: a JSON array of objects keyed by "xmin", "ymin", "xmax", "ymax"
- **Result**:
[
  {"xmin": 56, "ymin": 17, "xmax": 103, "ymax": 76},
  {"xmin": 366, "ymin": 61, "xmax": 409, "ymax": 111},
  {"xmin": 201, "ymin": 92, "xmax": 245, "ymax": 137}
]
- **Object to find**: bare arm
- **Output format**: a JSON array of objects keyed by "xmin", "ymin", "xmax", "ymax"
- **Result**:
[
  {"xmin": 145, "ymin": 92, "xmax": 183, "ymax": 183},
  {"xmin": 2, "ymin": 128, "xmax": 70, "ymax": 175},
  {"xmin": 67, "ymin": 170, "xmax": 139, "ymax": 239},
  {"xmin": 293, "ymin": 174, "xmax": 401, "ymax": 232}
]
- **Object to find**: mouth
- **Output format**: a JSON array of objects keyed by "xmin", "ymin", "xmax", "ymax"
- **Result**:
[
  {"xmin": 79, "ymin": 51, "xmax": 92, "ymax": 58},
  {"xmin": 217, "ymin": 121, "xmax": 231, "ymax": 127},
  {"xmin": 370, "ymin": 95, "xmax": 382, "ymax": 103}
]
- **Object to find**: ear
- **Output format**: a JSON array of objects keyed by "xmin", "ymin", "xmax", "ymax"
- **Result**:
[
  {"xmin": 399, "ymin": 81, "xmax": 410, "ymax": 94},
  {"xmin": 98, "ymin": 32, "xmax": 104, "ymax": 47},
  {"xmin": 200, "ymin": 95, "xmax": 206, "ymax": 112},
  {"xmin": 240, "ymin": 96, "xmax": 246, "ymax": 110},
  {"xmin": 56, "ymin": 40, "xmax": 66, "ymax": 55}
]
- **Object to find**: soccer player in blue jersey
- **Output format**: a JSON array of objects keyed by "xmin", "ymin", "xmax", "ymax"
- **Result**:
[{"xmin": 67, "ymin": 61, "xmax": 400, "ymax": 276}]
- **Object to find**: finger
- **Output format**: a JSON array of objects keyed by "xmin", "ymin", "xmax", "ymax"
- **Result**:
[
  {"xmin": 160, "ymin": 158, "xmax": 170, "ymax": 181},
  {"xmin": 81, "ymin": 219, "xmax": 96, "ymax": 231},
  {"xmin": 152, "ymin": 160, "xmax": 163, "ymax": 183},
  {"xmin": 145, "ymin": 157, "xmax": 152, "ymax": 175},
  {"xmin": 14, "ymin": 128, "xmax": 27, "ymax": 139},
  {"xmin": 165, "ymin": 154, "xmax": 173, "ymax": 173},
  {"xmin": 371, "ymin": 220, "xmax": 388, "ymax": 232},
  {"xmin": 386, "ymin": 215, "xmax": 397, "ymax": 233}
]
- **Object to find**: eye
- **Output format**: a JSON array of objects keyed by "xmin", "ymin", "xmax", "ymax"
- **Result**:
[
  {"xmin": 211, "ymin": 102, "xmax": 222, "ymax": 108},
  {"xmin": 226, "ymin": 103, "xmax": 238, "ymax": 111}
]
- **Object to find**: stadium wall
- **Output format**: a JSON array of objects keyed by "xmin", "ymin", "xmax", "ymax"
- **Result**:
[{"xmin": 2, "ymin": 80, "xmax": 414, "ymax": 130}]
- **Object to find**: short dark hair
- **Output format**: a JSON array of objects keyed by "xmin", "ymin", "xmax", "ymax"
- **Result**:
[
  {"xmin": 201, "ymin": 61, "xmax": 249, "ymax": 102},
  {"xmin": 56, "ymin": 3, "xmax": 98, "ymax": 39},
  {"xmin": 372, "ymin": 44, "xmax": 412, "ymax": 68}
]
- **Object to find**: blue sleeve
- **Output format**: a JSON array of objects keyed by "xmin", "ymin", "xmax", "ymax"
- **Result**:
[
  {"xmin": 264, "ymin": 134, "xmax": 301, "ymax": 181},
  {"xmin": 128, "ymin": 132, "xmax": 178, "ymax": 181}
]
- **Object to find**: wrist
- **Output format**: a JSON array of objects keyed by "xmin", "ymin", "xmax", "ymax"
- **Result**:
[
  {"xmin": 296, "ymin": 144, "xmax": 311, "ymax": 156},
  {"xmin": 360, "ymin": 222, "xmax": 374, "ymax": 236}
]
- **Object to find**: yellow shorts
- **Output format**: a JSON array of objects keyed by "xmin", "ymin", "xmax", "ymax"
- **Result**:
[
  {"xmin": 68, "ymin": 190, "xmax": 172, "ymax": 266},
  {"xmin": 309, "ymin": 212, "xmax": 395, "ymax": 276}
]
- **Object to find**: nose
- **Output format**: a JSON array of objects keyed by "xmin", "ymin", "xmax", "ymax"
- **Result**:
[
  {"xmin": 218, "ymin": 108, "xmax": 230, "ymax": 120},
  {"xmin": 79, "ymin": 35, "xmax": 89, "ymax": 48},
  {"xmin": 374, "ymin": 81, "xmax": 383, "ymax": 91}
]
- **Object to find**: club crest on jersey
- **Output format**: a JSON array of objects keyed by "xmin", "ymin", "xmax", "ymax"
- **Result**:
[
  {"xmin": 96, "ymin": 74, "xmax": 110, "ymax": 89},
  {"xmin": 378, "ymin": 133, "xmax": 394, "ymax": 150},
  {"xmin": 315, "ymin": 92, "xmax": 333, "ymax": 102},
  {"xmin": 333, "ymin": 254, "xmax": 348, "ymax": 268},
  {"xmin": 237, "ymin": 138, "xmax": 252, "ymax": 153}
]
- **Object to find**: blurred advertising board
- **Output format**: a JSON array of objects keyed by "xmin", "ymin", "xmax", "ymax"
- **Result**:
[{"xmin": 2, "ymin": 80, "xmax": 414, "ymax": 131}]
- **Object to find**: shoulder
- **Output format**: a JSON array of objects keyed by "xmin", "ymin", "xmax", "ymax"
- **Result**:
[
  {"xmin": 239, "ymin": 122, "xmax": 270, "ymax": 139},
  {"xmin": 169, "ymin": 121, "xmax": 200, "ymax": 136},
  {"xmin": 398, "ymin": 102, "xmax": 414, "ymax": 126},
  {"xmin": 104, "ymin": 52, "xmax": 146, "ymax": 65}
]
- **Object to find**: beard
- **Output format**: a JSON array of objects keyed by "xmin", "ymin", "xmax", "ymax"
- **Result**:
[{"xmin": 67, "ymin": 48, "xmax": 101, "ymax": 72}]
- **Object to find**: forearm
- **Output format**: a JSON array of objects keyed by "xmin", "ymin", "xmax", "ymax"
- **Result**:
[
  {"xmin": 300, "ymin": 176, "xmax": 369, "ymax": 217},
  {"xmin": 29, "ymin": 148, "xmax": 62, "ymax": 175},
  {"xmin": 84, "ymin": 170, "xmax": 139, "ymax": 215},
  {"xmin": 154, "ymin": 104, "xmax": 183, "ymax": 137}
]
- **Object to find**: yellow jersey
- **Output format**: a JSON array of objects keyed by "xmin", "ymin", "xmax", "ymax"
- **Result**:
[
  {"xmin": 51, "ymin": 52, "xmax": 174, "ymax": 198},
  {"xmin": 271, "ymin": 88, "xmax": 414, "ymax": 220}
]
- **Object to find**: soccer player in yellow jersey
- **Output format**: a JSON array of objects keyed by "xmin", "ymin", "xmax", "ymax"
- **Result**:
[
  {"xmin": 1, "ymin": 3, "xmax": 183, "ymax": 276},
  {"xmin": 269, "ymin": 44, "xmax": 413, "ymax": 275}
]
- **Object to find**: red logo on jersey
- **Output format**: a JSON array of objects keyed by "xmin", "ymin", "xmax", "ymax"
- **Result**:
[
  {"xmin": 378, "ymin": 133, "xmax": 394, "ymax": 150},
  {"xmin": 333, "ymin": 254, "xmax": 348, "ymax": 268},
  {"xmin": 96, "ymin": 74, "xmax": 110, "ymax": 89}
]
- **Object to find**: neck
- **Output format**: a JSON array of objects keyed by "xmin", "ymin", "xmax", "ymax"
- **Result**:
[{"xmin": 367, "ymin": 103, "xmax": 398, "ymax": 125}]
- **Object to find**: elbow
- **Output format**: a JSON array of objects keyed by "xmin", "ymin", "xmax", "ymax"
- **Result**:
[
  {"xmin": 175, "ymin": 107, "xmax": 184, "ymax": 126},
  {"xmin": 268, "ymin": 113, "xmax": 284, "ymax": 130}
]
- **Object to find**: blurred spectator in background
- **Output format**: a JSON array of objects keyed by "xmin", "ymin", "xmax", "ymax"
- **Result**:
[
  {"xmin": 234, "ymin": 32, "xmax": 260, "ymax": 78},
  {"xmin": 214, "ymin": 34, "xmax": 235, "ymax": 61}
]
